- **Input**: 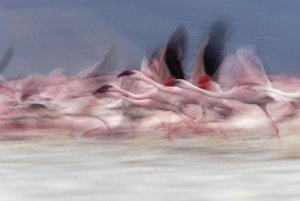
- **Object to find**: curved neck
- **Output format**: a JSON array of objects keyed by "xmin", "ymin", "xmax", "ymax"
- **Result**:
[{"xmin": 110, "ymin": 92, "xmax": 177, "ymax": 112}]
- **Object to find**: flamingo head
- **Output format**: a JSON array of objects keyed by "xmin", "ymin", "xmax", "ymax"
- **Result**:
[
  {"xmin": 93, "ymin": 84, "xmax": 113, "ymax": 95},
  {"xmin": 117, "ymin": 70, "xmax": 135, "ymax": 78}
]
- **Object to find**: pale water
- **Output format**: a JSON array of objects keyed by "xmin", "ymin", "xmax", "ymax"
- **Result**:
[{"xmin": 1, "ymin": 134, "xmax": 300, "ymax": 201}]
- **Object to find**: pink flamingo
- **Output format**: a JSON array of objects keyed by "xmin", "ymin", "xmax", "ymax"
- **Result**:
[
  {"xmin": 93, "ymin": 84, "xmax": 187, "ymax": 115},
  {"xmin": 190, "ymin": 19, "xmax": 231, "ymax": 92},
  {"xmin": 117, "ymin": 70, "xmax": 233, "ymax": 120},
  {"xmin": 93, "ymin": 85, "xmax": 191, "ymax": 138},
  {"xmin": 139, "ymin": 24, "xmax": 188, "ymax": 86},
  {"xmin": 168, "ymin": 77, "xmax": 281, "ymax": 137}
]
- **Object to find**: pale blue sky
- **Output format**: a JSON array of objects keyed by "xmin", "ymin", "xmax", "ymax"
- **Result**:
[{"xmin": 0, "ymin": 0, "xmax": 299, "ymax": 77}]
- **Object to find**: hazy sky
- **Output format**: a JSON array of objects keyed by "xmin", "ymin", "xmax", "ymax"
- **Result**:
[{"xmin": 0, "ymin": 0, "xmax": 300, "ymax": 77}]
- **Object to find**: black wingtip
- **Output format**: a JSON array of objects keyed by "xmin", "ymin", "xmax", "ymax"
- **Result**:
[
  {"xmin": 165, "ymin": 25, "xmax": 188, "ymax": 79},
  {"xmin": 209, "ymin": 18, "xmax": 231, "ymax": 39},
  {"xmin": 117, "ymin": 70, "xmax": 135, "ymax": 78},
  {"xmin": 203, "ymin": 18, "xmax": 232, "ymax": 79},
  {"xmin": 93, "ymin": 84, "xmax": 113, "ymax": 94},
  {"xmin": 167, "ymin": 24, "xmax": 188, "ymax": 58}
]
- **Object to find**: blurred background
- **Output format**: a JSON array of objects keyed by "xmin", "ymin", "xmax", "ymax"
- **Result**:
[{"xmin": 0, "ymin": 0, "xmax": 300, "ymax": 77}]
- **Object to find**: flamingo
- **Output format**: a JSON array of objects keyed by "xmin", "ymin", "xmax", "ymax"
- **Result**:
[
  {"xmin": 93, "ymin": 84, "xmax": 187, "ymax": 116},
  {"xmin": 93, "ymin": 86, "xmax": 187, "ymax": 138},
  {"xmin": 168, "ymin": 76, "xmax": 284, "ymax": 137},
  {"xmin": 191, "ymin": 19, "xmax": 231, "ymax": 91},
  {"xmin": 117, "ymin": 70, "xmax": 234, "ymax": 120},
  {"xmin": 139, "ymin": 24, "xmax": 188, "ymax": 87},
  {"xmin": 115, "ymin": 22, "xmax": 233, "ymax": 120}
]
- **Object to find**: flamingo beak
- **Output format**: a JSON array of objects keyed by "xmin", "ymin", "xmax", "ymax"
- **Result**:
[
  {"xmin": 93, "ymin": 84, "xmax": 113, "ymax": 95},
  {"xmin": 117, "ymin": 70, "xmax": 135, "ymax": 78}
]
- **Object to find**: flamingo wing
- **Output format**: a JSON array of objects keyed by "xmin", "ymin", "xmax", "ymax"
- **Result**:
[
  {"xmin": 217, "ymin": 54, "xmax": 244, "ymax": 88},
  {"xmin": 236, "ymin": 46, "xmax": 271, "ymax": 86},
  {"xmin": 140, "ymin": 57, "xmax": 155, "ymax": 80},
  {"xmin": 190, "ymin": 37, "xmax": 209, "ymax": 85},
  {"xmin": 203, "ymin": 19, "xmax": 230, "ymax": 80},
  {"xmin": 217, "ymin": 46, "xmax": 271, "ymax": 88},
  {"xmin": 141, "ymin": 47, "xmax": 168, "ymax": 84},
  {"xmin": 75, "ymin": 48, "xmax": 117, "ymax": 78},
  {"xmin": 152, "ymin": 47, "xmax": 169, "ymax": 83},
  {"xmin": 0, "ymin": 45, "xmax": 14, "ymax": 73},
  {"xmin": 164, "ymin": 25, "xmax": 187, "ymax": 79}
]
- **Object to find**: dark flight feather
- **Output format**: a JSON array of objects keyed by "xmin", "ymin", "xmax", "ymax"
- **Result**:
[
  {"xmin": 165, "ymin": 25, "xmax": 188, "ymax": 79},
  {"xmin": 203, "ymin": 19, "xmax": 231, "ymax": 79}
]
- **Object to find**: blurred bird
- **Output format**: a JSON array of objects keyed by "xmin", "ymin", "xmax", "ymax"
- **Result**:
[{"xmin": 117, "ymin": 70, "xmax": 233, "ymax": 120}]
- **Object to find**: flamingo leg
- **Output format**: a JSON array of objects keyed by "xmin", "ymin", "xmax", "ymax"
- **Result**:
[
  {"xmin": 202, "ymin": 106, "xmax": 207, "ymax": 121},
  {"xmin": 259, "ymin": 104, "xmax": 280, "ymax": 139},
  {"xmin": 129, "ymin": 121, "xmax": 136, "ymax": 138},
  {"xmin": 166, "ymin": 122, "xmax": 173, "ymax": 141},
  {"xmin": 83, "ymin": 126, "xmax": 109, "ymax": 137}
]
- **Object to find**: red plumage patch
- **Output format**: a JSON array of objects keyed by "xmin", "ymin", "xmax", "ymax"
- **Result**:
[
  {"xmin": 197, "ymin": 75, "xmax": 211, "ymax": 89},
  {"xmin": 164, "ymin": 76, "xmax": 176, "ymax": 86}
]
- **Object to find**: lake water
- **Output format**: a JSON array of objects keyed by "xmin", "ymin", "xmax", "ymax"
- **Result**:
[{"xmin": 1, "ymin": 133, "xmax": 300, "ymax": 201}]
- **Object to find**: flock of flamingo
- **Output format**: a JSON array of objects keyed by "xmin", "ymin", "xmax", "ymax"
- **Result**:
[{"xmin": 0, "ymin": 19, "xmax": 300, "ymax": 140}]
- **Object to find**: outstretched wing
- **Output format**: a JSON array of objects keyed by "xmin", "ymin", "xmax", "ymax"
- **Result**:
[
  {"xmin": 140, "ymin": 57, "xmax": 153, "ymax": 78},
  {"xmin": 164, "ymin": 25, "xmax": 187, "ymax": 79},
  {"xmin": 75, "ymin": 48, "xmax": 117, "ymax": 78},
  {"xmin": 236, "ymin": 46, "xmax": 271, "ymax": 86},
  {"xmin": 203, "ymin": 19, "xmax": 230, "ymax": 80},
  {"xmin": 190, "ymin": 37, "xmax": 209, "ymax": 85},
  {"xmin": 0, "ymin": 45, "xmax": 14, "ymax": 73},
  {"xmin": 217, "ymin": 46, "xmax": 271, "ymax": 88},
  {"xmin": 216, "ymin": 54, "xmax": 243, "ymax": 88},
  {"xmin": 141, "ymin": 47, "xmax": 168, "ymax": 84}
]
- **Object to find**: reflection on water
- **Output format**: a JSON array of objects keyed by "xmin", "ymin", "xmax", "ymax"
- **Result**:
[{"xmin": 1, "ymin": 135, "xmax": 300, "ymax": 201}]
